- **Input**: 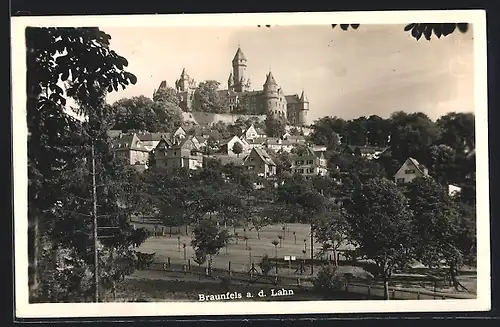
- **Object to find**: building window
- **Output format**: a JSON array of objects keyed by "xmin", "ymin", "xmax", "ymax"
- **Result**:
[
  {"xmin": 307, "ymin": 160, "xmax": 313, "ymax": 165},
  {"xmin": 396, "ymin": 178, "xmax": 405, "ymax": 184},
  {"xmin": 307, "ymin": 168, "xmax": 314, "ymax": 174},
  {"xmin": 297, "ymin": 169, "xmax": 304, "ymax": 173},
  {"xmin": 405, "ymin": 169, "xmax": 416, "ymax": 174}
]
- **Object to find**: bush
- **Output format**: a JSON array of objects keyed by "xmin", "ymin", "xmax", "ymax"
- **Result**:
[{"xmin": 312, "ymin": 264, "xmax": 348, "ymax": 294}]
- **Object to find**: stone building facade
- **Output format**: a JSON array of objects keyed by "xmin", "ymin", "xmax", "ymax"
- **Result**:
[{"xmin": 155, "ymin": 46, "xmax": 310, "ymax": 126}]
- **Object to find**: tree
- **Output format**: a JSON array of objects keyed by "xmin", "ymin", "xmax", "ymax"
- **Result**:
[
  {"xmin": 329, "ymin": 23, "xmax": 469, "ymax": 41},
  {"xmin": 111, "ymin": 96, "xmax": 183, "ymax": 133},
  {"xmin": 153, "ymin": 84, "xmax": 181, "ymax": 106},
  {"xmin": 26, "ymin": 27, "xmax": 138, "ymax": 301},
  {"xmin": 191, "ymin": 219, "xmax": 231, "ymax": 272},
  {"xmin": 346, "ymin": 117, "xmax": 368, "ymax": 145},
  {"xmin": 273, "ymin": 151, "xmax": 293, "ymax": 179},
  {"xmin": 193, "ymin": 80, "xmax": 227, "ymax": 113},
  {"xmin": 344, "ymin": 177, "xmax": 415, "ymax": 300},
  {"xmin": 427, "ymin": 144, "xmax": 457, "ymax": 186},
  {"xmin": 405, "ymin": 177, "xmax": 472, "ymax": 290},
  {"xmin": 310, "ymin": 116, "xmax": 344, "ymax": 148},
  {"xmin": 365, "ymin": 115, "xmax": 391, "ymax": 147},
  {"xmin": 388, "ymin": 111, "xmax": 441, "ymax": 165},
  {"xmin": 436, "ymin": 112, "xmax": 475, "ymax": 155},
  {"xmin": 312, "ymin": 201, "xmax": 350, "ymax": 267},
  {"xmin": 232, "ymin": 141, "xmax": 243, "ymax": 157},
  {"xmin": 264, "ymin": 115, "xmax": 287, "ymax": 138}
]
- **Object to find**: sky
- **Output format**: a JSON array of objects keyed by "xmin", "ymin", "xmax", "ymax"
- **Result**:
[{"xmin": 101, "ymin": 24, "xmax": 474, "ymax": 124}]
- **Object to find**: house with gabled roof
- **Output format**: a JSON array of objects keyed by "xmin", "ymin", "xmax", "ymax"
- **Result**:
[
  {"xmin": 151, "ymin": 137, "xmax": 174, "ymax": 168},
  {"xmin": 173, "ymin": 126, "xmax": 188, "ymax": 139},
  {"xmin": 242, "ymin": 124, "xmax": 266, "ymax": 141},
  {"xmin": 394, "ymin": 157, "xmax": 429, "ymax": 185},
  {"xmin": 107, "ymin": 129, "xmax": 124, "ymax": 139},
  {"xmin": 164, "ymin": 136, "xmax": 203, "ymax": 171},
  {"xmin": 112, "ymin": 133, "xmax": 150, "ymax": 170},
  {"xmin": 290, "ymin": 146, "xmax": 328, "ymax": 178},
  {"xmin": 219, "ymin": 135, "xmax": 249, "ymax": 157},
  {"xmin": 136, "ymin": 132, "xmax": 172, "ymax": 152},
  {"xmin": 243, "ymin": 147, "xmax": 276, "ymax": 178},
  {"xmin": 342, "ymin": 144, "xmax": 389, "ymax": 160}
]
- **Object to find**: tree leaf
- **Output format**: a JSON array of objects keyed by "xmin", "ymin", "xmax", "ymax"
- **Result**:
[
  {"xmin": 340, "ymin": 24, "xmax": 349, "ymax": 31},
  {"xmin": 457, "ymin": 23, "xmax": 468, "ymax": 33},
  {"xmin": 351, "ymin": 24, "xmax": 360, "ymax": 29},
  {"xmin": 404, "ymin": 23, "xmax": 416, "ymax": 31}
]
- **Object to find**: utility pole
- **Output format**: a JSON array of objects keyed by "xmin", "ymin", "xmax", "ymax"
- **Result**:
[
  {"xmin": 91, "ymin": 141, "xmax": 99, "ymax": 303},
  {"xmin": 310, "ymin": 226, "xmax": 314, "ymax": 275}
]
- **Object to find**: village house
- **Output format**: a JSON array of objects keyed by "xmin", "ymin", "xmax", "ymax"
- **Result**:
[
  {"xmin": 342, "ymin": 144, "xmax": 389, "ymax": 160},
  {"xmin": 243, "ymin": 147, "xmax": 276, "ymax": 178},
  {"xmin": 136, "ymin": 132, "xmax": 172, "ymax": 152},
  {"xmin": 241, "ymin": 124, "xmax": 266, "ymax": 141},
  {"xmin": 219, "ymin": 135, "xmax": 250, "ymax": 157},
  {"xmin": 393, "ymin": 157, "xmax": 429, "ymax": 185},
  {"xmin": 265, "ymin": 138, "xmax": 296, "ymax": 153},
  {"xmin": 106, "ymin": 129, "xmax": 124, "ymax": 139},
  {"xmin": 162, "ymin": 137, "xmax": 203, "ymax": 171},
  {"xmin": 290, "ymin": 146, "xmax": 329, "ymax": 178},
  {"xmin": 151, "ymin": 137, "xmax": 174, "ymax": 168},
  {"xmin": 112, "ymin": 133, "xmax": 150, "ymax": 171},
  {"xmin": 173, "ymin": 126, "xmax": 188, "ymax": 140}
]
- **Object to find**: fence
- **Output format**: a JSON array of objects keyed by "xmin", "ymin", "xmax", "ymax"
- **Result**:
[{"xmin": 142, "ymin": 259, "xmax": 472, "ymax": 300}]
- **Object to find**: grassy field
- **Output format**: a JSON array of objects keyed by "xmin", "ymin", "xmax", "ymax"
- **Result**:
[
  {"xmin": 134, "ymin": 222, "xmax": 476, "ymax": 299},
  {"xmin": 137, "ymin": 223, "xmax": 355, "ymax": 273}
]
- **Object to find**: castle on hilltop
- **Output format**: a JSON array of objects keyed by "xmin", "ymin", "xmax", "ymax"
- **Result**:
[{"xmin": 154, "ymin": 46, "xmax": 310, "ymax": 126}]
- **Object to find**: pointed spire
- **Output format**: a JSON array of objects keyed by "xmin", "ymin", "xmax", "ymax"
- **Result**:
[
  {"xmin": 233, "ymin": 46, "xmax": 247, "ymax": 62},
  {"xmin": 264, "ymin": 71, "xmax": 277, "ymax": 85},
  {"xmin": 300, "ymin": 90, "xmax": 309, "ymax": 102}
]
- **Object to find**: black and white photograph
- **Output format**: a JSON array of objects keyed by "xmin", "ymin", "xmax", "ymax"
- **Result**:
[{"xmin": 12, "ymin": 10, "xmax": 490, "ymax": 318}]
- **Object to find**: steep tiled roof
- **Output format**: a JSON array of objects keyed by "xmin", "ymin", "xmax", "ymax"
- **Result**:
[
  {"xmin": 137, "ymin": 132, "xmax": 171, "ymax": 142},
  {"xmin": 408, "ymin": 157, "xmax": 428, "ymax": 175},
  {"xmin": 233, "ymin": 47, "xmax": 247, "ymax": 62},
  {"xmin": 254, "ymin": 148, "xmax": 276, "ymax": 166},
  {"xmin": 285, "ymin": 94, "xmax": 300, "ymax": 104},
  {"xmin": 264, "ymin": 71, "xmax": 277, "ymax": 85},
  {"xmin": 113, "ymin": 133, "xmax": 149, "ymax": 152},
  {"xmin": 300, "ymin": 90, "xmax": 309, "ymax": 102},
  {"xmin": 238, "ymin": 90, "xmax": 263, "ymax": 97},
  {"xmin": 107, "ymin": 130, "xmax": 123, "ymax": 139}
]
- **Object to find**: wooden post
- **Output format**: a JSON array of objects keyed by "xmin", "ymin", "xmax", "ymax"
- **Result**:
[
  {"xmin": 91, "ymin": 142, "xmax": 99, "ymax": 303},
  {"xmin": 417, "ymin": 292, "xmax": 420, "ymax": 300},
  {"xmin": 167, "ymin": 257, "xmax": 171, "ymax": 268},
  {"xmin": 188, "ymin": 259, "xmax": 191, "ymax": 271},
  {"xmin": 368, "ymin": 285, "xmax": 371, "ymax": 297},
  {"xmin": 392, "ymin": 289, "xmax": 396, "ymax": 300}
]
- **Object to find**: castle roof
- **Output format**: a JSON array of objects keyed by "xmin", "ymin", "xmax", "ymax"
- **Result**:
[
  {"xmin": 264, "ymin": 71, "xmax": 277, "ymax": 85},
  {"xmin": 233, "ymin": 47, "xmax": 247, "ymax": 62},
  {"xmin": 300, "ymin": 90, "xmax": 309, "ymax": 102},
  {"xmin": 285, "ymin": 94, "xmax": 300, "ymax": 104}
]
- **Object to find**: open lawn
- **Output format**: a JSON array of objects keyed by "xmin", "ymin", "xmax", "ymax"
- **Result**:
[
  {"xmin": 137, "ymin": 223, "xmax": 354, "ymax": 273},
  {"xmin": 135, "ymin": 222, "xmax": 476, "ymax": 299}
]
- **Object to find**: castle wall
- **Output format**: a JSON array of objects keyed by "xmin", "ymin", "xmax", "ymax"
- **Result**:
[{"xmin": 182, "ymin": 111, "xmax": 267, "ymax": 126}]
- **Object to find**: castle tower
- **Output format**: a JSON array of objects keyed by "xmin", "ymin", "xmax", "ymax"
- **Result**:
[
  {"xmin": 174, "ymin": 68, "xmax": 196, "ymax": 111},
  {"xmin": 263, "ymin": 71, "xmax": 286, "ymax": 119},
  {"xmin": 228, "ymin": 72, "xmax": 234, "ymax": 90},
  {"xmin": 298, "ymin": 90, "xmax": 309, "ymax": 126},
  {"xmin": 174, "ymin": 68, "xmax": 189, "ymax": 92},
  {"xmin": 232, "ymin": 47, "xmax": 249, "ymax": 92}
]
